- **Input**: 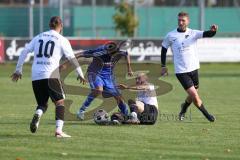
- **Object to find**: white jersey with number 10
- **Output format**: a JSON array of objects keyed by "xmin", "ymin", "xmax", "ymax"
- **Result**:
[{"xmin": 16, "ymin": 30, "xmax": 76, "ymax": 81}]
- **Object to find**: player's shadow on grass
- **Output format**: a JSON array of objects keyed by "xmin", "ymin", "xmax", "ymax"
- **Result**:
[
  {"xmin": 46, "ymin": 121, "xmax": 97, "ymax": 126},
  {"xmin": 0, "ymin": 119, "xmax": 31, "ymax": 125},
  {"xmin": 201, "ymin": 73, "xmax": 240, "ymax": 77},
  {"xmin": 0, "ymin": 133, "xmax": 48, "ymax": 138}
]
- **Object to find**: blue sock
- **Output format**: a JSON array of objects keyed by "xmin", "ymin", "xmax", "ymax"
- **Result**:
[
  {"xmin": 118, "ymin": 101, "xmax": 128, "ymax": 115},
  {"xmin": 80, "ymin": 94, "xmax": 95, "ymax": 112}
]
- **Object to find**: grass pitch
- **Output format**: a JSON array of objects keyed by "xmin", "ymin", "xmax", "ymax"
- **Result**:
[{"xmin": 0, "ymin": 63, "xmax": 240, "ymax": 160}]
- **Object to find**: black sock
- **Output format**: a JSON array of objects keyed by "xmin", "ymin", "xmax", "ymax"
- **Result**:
[
  {"xmin": 130, "ymin": 105, "xmax": 138, "ymax": 113},
  {"xmin": 128, "ymin": 99, "xmax": 138, "ymax": 113},
  {"xmin": 197, "ymin": 104, "xmax": 212, "ymax": 119},
  {"xmin": 56, "ymin": 105, "xmax": 65, "ymax": 120},
  {"xmin": 180, "ymin": 100, "xmax": 191, "ymax": 114}
]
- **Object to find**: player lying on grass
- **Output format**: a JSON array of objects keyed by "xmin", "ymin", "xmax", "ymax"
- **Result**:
[
  {"xmin": 75, "ymin": 41, "xmax": 134, "ymax": 120},
  {"xmin": 117, "ymin": 73, "xmax": 158, "ymax": 124},
  {"xmin": 11, "ymin": 16, "xmax": 86, "ymax": 138}
]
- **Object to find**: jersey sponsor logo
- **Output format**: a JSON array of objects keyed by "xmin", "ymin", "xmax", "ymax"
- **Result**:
[
  {"xmin": 36, "ymin": 61, "xmax": 51, "ymax": 65},
  {"xmin": 4, "ymin": 39, "xmax": 166, "ymax": 62},
  {"xmin": 0, "ymin": 38, "xmax": 4, "ymax": 63},
  {"xmin": 40, "ymin": 33, "xmax": 59, "ymax": 40}
]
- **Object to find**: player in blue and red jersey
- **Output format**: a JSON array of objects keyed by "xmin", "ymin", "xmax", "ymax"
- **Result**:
[{"xmin": 75, "ymin": 41, "xmax": 133, "ymax": 120}]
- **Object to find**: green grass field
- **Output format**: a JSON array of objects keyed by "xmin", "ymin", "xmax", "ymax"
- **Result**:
[{"xmin": 0, "ymin": 63, "xmax": 240, "ymax": 160}]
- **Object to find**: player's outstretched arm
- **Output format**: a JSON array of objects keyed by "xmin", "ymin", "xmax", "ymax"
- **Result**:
[
  {"xmin": 58, "ymin": 57, "xmax": 87, "ymax": 85},
  {"xmin": 74, "ymin": 50, "xmax": 85, "ymax": 59},
  {"xmin": 74, "ymin": 49, "xmax": 97, "ymax": 59},
  {"xmin": 62, "ymin": 38, "xmax": 86, "ymax": 84},
  {"xmin": 11, "ymin": 37, "xmax": 35, "ymax": 82},
  {"xmin": 117, "ymin": 83, "xmax": 149, "ymax": 91},
  {"xmin": 117, "ymin": 84, "xmax": 128, "ymax": 90},
  {"xmin": 126, "ymin": 54, "xmax": 133, "ymax": 76},
  {"xmin": 11, "ymin": 47, "xmax": 32, "ymax": 82},
  {"xmin": 160, "ymin": 46, "xmax": 168, "ymax": 77},
  {"xmin": 67, "ymin": 56, "xmax": 87, "ymax": 85},
  {"xmin": 203, "ymin": 24, "xmax": 218, "ymax": 38},
  {"xmin": 75, "ymin": 45, "xmax": 108, "ymax": 59}
]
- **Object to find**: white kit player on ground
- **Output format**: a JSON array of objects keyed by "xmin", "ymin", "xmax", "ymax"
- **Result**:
[
  {"xmin": 11, "ymin": 16, "xmax": 86, "ymax": 138},
  {"xmin": 118, "ymin": 73, "xmax": 158, "ymax": 124}
]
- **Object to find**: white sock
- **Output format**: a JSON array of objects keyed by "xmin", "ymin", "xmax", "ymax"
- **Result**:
[
  {"xmin": 35, "ymin": 109, "xmax": 43, "ymax": 117},
  {"xmin": 131, "ymin": 112, "xmax": 138, "ymax": 119},
  {"xmin": 56, "ymin": 120, "xmax": 64, "ymax": 133}
]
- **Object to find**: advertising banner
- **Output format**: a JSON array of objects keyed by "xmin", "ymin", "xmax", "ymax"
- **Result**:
[
  {"xmin": 4, "ymin": 39, "xmax": 164, "ymax": 62},
  {"xmin": 0, "ymin": 38, "xmax": 4, "ymax": 63},
  {"xmin": 3, "ymin": 38, "xmax": 240, "ymax": 62}
]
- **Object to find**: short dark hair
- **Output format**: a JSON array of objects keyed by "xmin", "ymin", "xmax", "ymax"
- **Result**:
[
  {"xmin": 178, "ymin": 12, "xmax": 189, "ymax": 18},
  {"xmin": 49, "ymin": 16, "xmax": 62, "ymax": 29}
]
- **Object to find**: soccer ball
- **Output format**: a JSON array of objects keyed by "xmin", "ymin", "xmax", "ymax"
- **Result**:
[{"xmin": 93, "ymin": 109, "xmax": 109, "ymax": 125}]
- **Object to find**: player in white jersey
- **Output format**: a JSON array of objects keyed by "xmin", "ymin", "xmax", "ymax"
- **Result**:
[
  {"xmin": 11, "ymin": 16, "xmax": 86, "ymax": 138},
  {"xmin": 118, "ymin": 73, "xmax": 158, "ymax": 124},
  {"xmin": 160, "ymin": 12, "xmax": 218, "ymax": 122}
]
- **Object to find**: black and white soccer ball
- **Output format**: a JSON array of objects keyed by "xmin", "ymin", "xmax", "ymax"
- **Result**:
[{"xmin": 93, "ymin": 109, "xmax": 109, "ymax": 125}]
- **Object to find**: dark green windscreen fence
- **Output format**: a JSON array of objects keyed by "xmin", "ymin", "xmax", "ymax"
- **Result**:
[{"xmin": 0, "ymin": 7, "xmax": 239, "ymax": 37}]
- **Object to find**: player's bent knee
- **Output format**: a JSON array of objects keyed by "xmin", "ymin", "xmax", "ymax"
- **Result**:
[
  {"xmin": 54, "ymin": 99, "xmax": 64, "ymax": 106},
  {"xmin": 135, "ymin": 101, "xmax": 145, "ymax": 113},
  {"xmin": 188, "ymin": 90, "xmax": 200, "ymax": 101},
  {"xmin": 91, "ymin": 89, "xmax": 102, "ymax": 96},
  {"xmin": 192, "ymin": 97, "xmax": 202, "ymax": 107},
  {"xmin": 114, "ymin": 96, "xmax": 123, "ymax": 103}
]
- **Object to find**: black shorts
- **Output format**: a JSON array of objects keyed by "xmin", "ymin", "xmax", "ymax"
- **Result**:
[
  {"xmin": 176, "ymin": 70, "xmax": 199, "ymax": 90},
  {"xmin": 138, "ymin": 104, "xmax": 158, "ymax": 125},
  {"xmin": 32, "ymin": 79, "xmax": 65, "ymax": 106}
]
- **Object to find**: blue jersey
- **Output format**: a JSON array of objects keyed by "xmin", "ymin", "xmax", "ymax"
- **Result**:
[{"xmin": 82, "ymin": 45, "xmax": 128, "ymax": 75}]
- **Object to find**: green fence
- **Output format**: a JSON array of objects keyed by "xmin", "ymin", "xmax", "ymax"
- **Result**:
[
  {"xmin": 0, "ymin": 6, "xmax": 72, "ymax": 37},
  {"xmin": 0, "ymin": 6, "xmax": 239, "ymax": 38}
]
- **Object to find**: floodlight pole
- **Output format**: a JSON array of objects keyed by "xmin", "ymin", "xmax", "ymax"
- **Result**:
[
  {"xmin": 40, "ymin": 0, "xmax": 43, "ymax": 33},
  {"xmin": 59, "ymin": 0, "xmax": 63, "ymax": 34},
  {"xmin": 92, "ymin": 0, "xmax": 97, "ymax": 38},
  {"xmin": 29, "ymin": 0, "xmax": 34, "ymax": 38},
  {"xmin": 199, "ymin": 0, "xmax": 205, "ymax": 30},
  {"xmin": 146, "ymin": 5, "xmax": 150, "ymax": 38},
  {"xmin": 133, "ymin": 0, "xmax": 137, "ymax": 38}
]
